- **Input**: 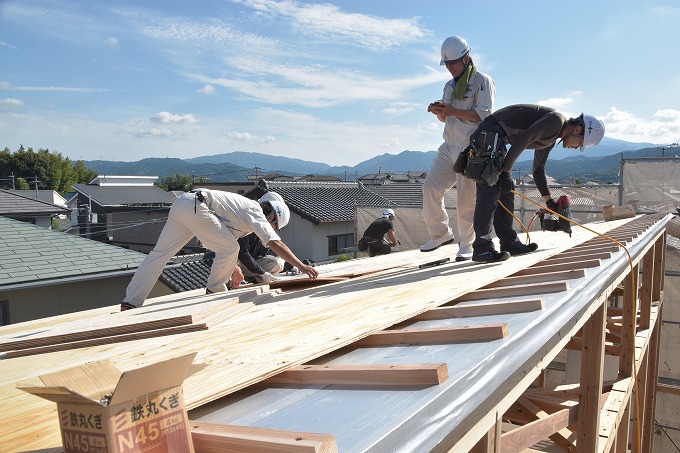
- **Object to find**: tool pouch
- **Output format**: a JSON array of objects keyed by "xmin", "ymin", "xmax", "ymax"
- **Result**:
[
  {"xmin": 357, "ymin": 237, "xmax": 368, "ymax": 251},
  {"xmin": 460, "ymin": 119, "xmax": 507, "ymax": 186}
]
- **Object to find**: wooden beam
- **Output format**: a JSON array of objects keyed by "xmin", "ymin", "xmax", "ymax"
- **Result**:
[
  {"xmin": 354, "ymin": 324, "xmax": 509, "ymax": 346},
  {"xmin": 2, "ymin": 324, "xmax": 208, "ymax": 358},
  {"xmin": 512, "ymin": 259, "xmax": 601, "ymax": 276},
  {"xmin": 190, "ymin": 422, "xmax": 338, "ymax": 453},
  {"xmin": 453, "ymin": 281, "xmax": 568, "ymax": 302},
  {"xmin": 542, "ymin": 252, "xmax": 612, "ymax": 265},
  {"xmin": 619, "ymin": 269, "xmax": 638, "ymax": 378},
  {"xmin": 657, "ymin": 383, "xmax": 680, "ymax": 396},
  {"xmin": 482, "ymin": 269, "xmax": 586, "ymax": 288},
  {"xmin": 412, "ymin": 299, "xmax": 544, "ymax": 320},
  {"xmin": 577, "ymin": 301, "xmax": 607, "ymax": 453},
  {"xmin": 265, "ymin": 363, "xmax": 448, "ymax": 386}
]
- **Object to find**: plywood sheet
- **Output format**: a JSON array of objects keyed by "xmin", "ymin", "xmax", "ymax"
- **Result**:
[{"xmin": 0, "ymin": 217, "xmax": 650, "ymax": 452}]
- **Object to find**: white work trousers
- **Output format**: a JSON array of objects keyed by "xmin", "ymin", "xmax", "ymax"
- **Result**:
[
  {"xmin": 240, "ymin": 256, "xmax": 285, "ymax": 278},
  {"xmin": 422, "ymin": 144, "xmax": 476, "ymax": 247},
  {"xmin": 123, "ymin": 192, "xmax": 239, "ymax": 307}
]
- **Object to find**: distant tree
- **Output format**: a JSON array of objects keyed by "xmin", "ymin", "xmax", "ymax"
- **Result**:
[
  {"xmin": 575, "ymin": 178, "xmax": 583, "ymax": 186},
  {"xmin": 157, "ymin": 173, "xmax": 193, "ymax": 192},
  {"xmin": 0, "ymin": 145, "xmax": 97, "ymax": 193},
  {"xmin": 16, "ymin": 177, "xmax": 30, "ymax": 190}
]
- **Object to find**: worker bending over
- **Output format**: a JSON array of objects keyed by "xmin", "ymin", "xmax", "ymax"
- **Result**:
[{"xmin": 361, "ymin": 209, "xmax": 398, "ymax": 257}]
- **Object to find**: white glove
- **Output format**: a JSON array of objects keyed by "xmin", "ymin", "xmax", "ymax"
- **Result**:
[
  {"xmin": 289, "ymin": 266, "xmax": 300, "ymax": 275},
  {"xmin": 259, "ymin": 272, "xmax": 276, "ymax": 283}
]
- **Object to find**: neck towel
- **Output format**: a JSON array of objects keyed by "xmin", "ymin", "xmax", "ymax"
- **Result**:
[{"xmin": 453, "ymin": 62, "xmax": 476, "ymax": 99}]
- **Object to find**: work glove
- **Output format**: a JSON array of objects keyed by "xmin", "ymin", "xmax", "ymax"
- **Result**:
[
  {"xmin": 259, "ymin": 272, "xmax": 276, "ymax": 283},
  {"xmin": 546, "ymin": 198, "xmax": 559, "ymax": 212},
  {"xmin": 289, "ymin": 266, "xmax": 300, "ymax": 275},
  {"xmin": 497, "ymin": 171, "xmax": 514, "ymax": 194}
]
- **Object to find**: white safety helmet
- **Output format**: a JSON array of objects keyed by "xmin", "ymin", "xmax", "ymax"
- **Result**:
[
  {"xmin": 383, "ymin": 208, "xmax": 395, "ymax": 218},
  {"xmin": 258, "ymin": 191, "xmax": 290, "ymax": 229},
  {"xmin": 440, "ymin": 36, "xmax": 471, "ymax": 65},
  {"xmin": 581, "ymin": 114, "xmax": 605, "ymax": 151}
]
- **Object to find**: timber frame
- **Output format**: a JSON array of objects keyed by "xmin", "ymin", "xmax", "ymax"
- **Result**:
[{"xmin": 0, "ymin": 214, "xmax": 671, "ymax": 453}]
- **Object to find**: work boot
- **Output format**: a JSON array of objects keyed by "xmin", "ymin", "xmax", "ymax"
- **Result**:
[
  {"xmin": 472, "ymin": 250, "xmax": 511, "ymax": 263},
  {"xmin": 455, "ymin": 245, "xmax": 473, "ymax": 262},
  {"xmin": 503, "ymin": 240, "xmax": 538, "ymax": 256},
  {"xmin": 420, "ymin": 231, "xmax": 455, "ymax": 252},
  {"xmin": 120, "ymin": 302, "xmax": 136, "ymax": 311}
]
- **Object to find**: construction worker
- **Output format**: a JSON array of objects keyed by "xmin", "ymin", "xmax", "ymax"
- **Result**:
[
  {"xmin": 361, "ymin": 208, "xmax": 398, "ymax": 257},
  {"xmin": 120, "ymin": 190, "xmax": 318, "ymax": 310},
  {"xmin": 237, "ymin": 232, "xmax": 300, "ymax": 283},
  {"xmin": 421, "ymin": 35, "xmax": 495, "ymax": 261},
  {"xmin": 458, "ymin": 104, "xmax": 605, "ymax": 263}
]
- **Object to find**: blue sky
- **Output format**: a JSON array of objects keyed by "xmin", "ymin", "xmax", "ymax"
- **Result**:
[{"xmin": 1, "ymin": 0, "xmax": 679, "ymax": 166}]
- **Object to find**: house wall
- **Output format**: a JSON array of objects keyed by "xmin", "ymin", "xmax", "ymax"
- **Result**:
[
  {"xmin": 0, "ymin": 278, "xmax": 173, "ymax": 325},
  {"xmin": 278, "ymin": 212, "xmax": 354, "ymax": 263},
  {"xmin": 107, "ymin": 210, "xmax": 174, "ymax": 253}
]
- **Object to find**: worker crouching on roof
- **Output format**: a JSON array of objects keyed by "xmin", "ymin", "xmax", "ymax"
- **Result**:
[
  {"xmin": 120, "ymin": 190, "xmax": 318, "ymax": 310},
  {"xmin": 360, "ymin": 209, "xmax": 398, "ymax": 257},
  {"xmin": 454, "ymin": 104, "xmax": 605, "ymax": 263}
]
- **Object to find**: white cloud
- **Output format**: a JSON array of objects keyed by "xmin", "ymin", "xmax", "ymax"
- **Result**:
[
  {"xmin": 235, "ymin": 0, "xmax": 428, "ymax": 50},
  {"xmin": 191, "ymin": 63, "xmax": 441, "ymax": 107},
  {"xmin": 0, "ymin": 40, "xmax": 18, "ymax": 49},
  {"xmin": 0, "ymin": 98, "xmax": 24, "ymax": 108},
  {"xmin": 105, "ymin": 36, "xmax": 119, "ymax": 46},
  {"xmin": 380, "ymin": 138, "xmax": 402, "ymax": 148},
  {"xmin": 197, "ymin": 84, "xmax": 216, "ymax": 95},
  {"xmin": 603, "ymin": 107, "xmax": 680, "ymax": 144},
  {"xmin": 535, "ymin": 96, "xmax": 577, "ymax": 110},
  {"xmin": 150, "ymin": 111, "xmax": 198, "ymax": 124},
  {"xmin": 227, "ymin": 131, "xmax": 276, "ymax": 145},
  {"xmin": 0, "ymin": 81, "xmax": 11, "ymax": 90},
  {"xmin": 135, "ymin": 127, "xmax": 174, "ymax": 137}
]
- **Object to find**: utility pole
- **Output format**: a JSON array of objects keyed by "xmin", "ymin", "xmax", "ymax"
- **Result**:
[{"xmin": 33, "ymin": 175, "xmax": 40, "ymax": 197}]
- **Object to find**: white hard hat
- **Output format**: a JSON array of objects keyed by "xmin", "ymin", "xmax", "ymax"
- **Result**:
[
  {"xmin": 383, "ymin": 208, "xmax": 395, "ymax": 218},
  {"xmin": 440, "ymin": 36, "xmax": 471, "ymax": 65},
  {"xmin": 581, "ymin": 114, "xmax": 605, "ymax": 151},
  {"xmin": 258, "ymin": 191, "xmax": 290, "ymax": 229}
]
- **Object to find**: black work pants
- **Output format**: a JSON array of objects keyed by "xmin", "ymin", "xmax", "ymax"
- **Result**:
[
  {"xmin": 472, "ymin": 182, "xmax": 518, "ymax": 253},
  {"xmin": 368, "ymin": 241, "xmax": 392, "ymax": 257}
]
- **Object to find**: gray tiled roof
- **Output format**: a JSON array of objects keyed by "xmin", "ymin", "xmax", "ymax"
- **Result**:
[
  {"xmin": 72, "ymin": 184, "xmax": 176, "ymax": 207},
  {"xmin": 0, "ymin": 189, "xmax": 70, "ymax": 216},
  {"xmin": 0, "ymin": 216, "xmax": 147, "ymax": 288},
  {"xmin": 247, "ymin": 180, "xmax": 395, "ymax": 224},
  {"xmin": 367, "ymin": 182, "xmax": 457, "ymax": 209},
  {"xmin": 160, "ymin": 253, "xmax": 214, "ymax": 292}
]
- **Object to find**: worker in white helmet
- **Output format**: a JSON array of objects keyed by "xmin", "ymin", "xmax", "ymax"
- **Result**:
[
  {"xmin": 456, "ymin": 104, "xmax": 605, "ymax": 263},
  {"xmin": 237, "ymin": 193, "xmax": 303, "ymax": 283},
  {"xmin": 421, "ymin": 35, "xmax": 496, "ymax": 263},
  {"xmin": 359, "ymin": 208, "xmax": 398, "ymax": 257},
  {"xmin": 121, "ymin": 189, "xmax": 318, "ymax": 310}
]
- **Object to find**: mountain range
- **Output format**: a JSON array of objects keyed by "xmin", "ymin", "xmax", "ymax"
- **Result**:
[{"xmin": 84, "ymin": 137, "xmax": 672, "ymax": 184}]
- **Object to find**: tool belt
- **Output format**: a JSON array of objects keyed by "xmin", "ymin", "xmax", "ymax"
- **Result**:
[
  {"xmin": 190, "ymin": 189, "xmax": 208, "ymax": 203},
  {"xmin": 454, "ymin": 116, "xmax": 508, "ymax": 186}
]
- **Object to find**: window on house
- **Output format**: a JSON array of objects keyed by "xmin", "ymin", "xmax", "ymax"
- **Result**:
[
  {"xmin": 0, "ymin": 300, "xmax": 8, "ymax": 326},
  {"xmin": 328, "ymin": 233, "xmax": 354, "ymax": 256}
]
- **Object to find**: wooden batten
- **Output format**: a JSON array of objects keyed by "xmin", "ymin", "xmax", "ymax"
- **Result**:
[
  {"xmin": 413, "ymin": 299, "xmax": 544, "ymax": 320},
  {"xmin": 354, "ymin": 324, "xmax": 509, "ymax": 346},
  {"xmin": 265, "ymin": 363, "xmax": 448, "ymax": 386},
  {"xmin": 453, "ymin": 281, "xmax": 568, "ymax": 302},
  {"xmin": 190, "ymin": 422, "xmax": 338, "ymax": 453}
]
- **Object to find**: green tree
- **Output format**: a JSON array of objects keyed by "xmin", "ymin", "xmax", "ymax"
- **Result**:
[
  {"xmin": 16, "ymin": 177, "xmax": 30, "ymax": 190},
  {"xmin": 157, "ymin": 173, "xmax": 193, "ymax": 192},
  {"xmin": 1, "ymin": 145, "xmax": 98, "ymax": 194}
]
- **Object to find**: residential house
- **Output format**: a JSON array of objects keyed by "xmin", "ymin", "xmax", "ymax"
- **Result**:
[
  {"xmin": 0, "ymin": 216, "xmax": 173, "ymax": 325},
  {"xmin": 245, "ymin": 179, "xmax": 394, "ymax": 262},
  {"xmin": 0, "ymin": 189, "xmax": 70, "ymax": 229},
  {"xmin": 69, "ymin": 175, "xmax": 179, "ymax": 253}
]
